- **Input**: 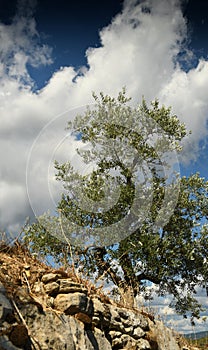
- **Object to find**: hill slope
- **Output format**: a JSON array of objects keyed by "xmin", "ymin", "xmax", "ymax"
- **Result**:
[{"xmin": 0, "ymin": 241, "xmax": 200, "ymax": 350}]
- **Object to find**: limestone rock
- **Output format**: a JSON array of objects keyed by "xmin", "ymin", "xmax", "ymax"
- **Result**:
[
  {"xmin": 41, "ymin": 273, "xmax": 62, "ymax": 283},
  {"xmin": 0, "ymin": 289, "xmax": 13, "ymax": 320},
  {"xmin": 0, "ymin": 271, "xmax": 193, "ymax": 350},
  {"xmin": 133, "ymin": 326, "xmax": 146, "ymax": 339},
  {"xmin": 44, "ymin": 281, "xmax": 59, "ymax": 295},
  {"xmin": 92, "ymin": 297, "xmax": 110, "ymax": 326},
  {"xmin": 58, "ymin": 279, "xmax": 88, "ymax": 294},
  {"xmin": 86, "ymin": 327, "xmax": 112, "ymax": 350},
  {"xmin": 33, "ymin": 281, "xmax": 44, "ymax": 294},
  {"xmin": 0, "ymin": 335, "xmax": 23, "ymax": 350},
  {"xmin": 148, "ymin": 319, "xmax": 182, "ymax": 350},
  {"xmin": 54, "ymin": 292, "xmax": 93, "ymax": 315},
  {"xmin": 136, "ymin": 338, "xmax": 151, "ymax": 349},
  {"xmin": 108, "ymin": 304, "xmax": 149, "ymax": 335},
  {"xmin": 21, "ymin": 304, "xmax": 94, "ymax": 350}
]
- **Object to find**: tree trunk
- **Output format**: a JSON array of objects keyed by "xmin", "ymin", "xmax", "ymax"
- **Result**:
[
  {"xmin": 93, "ymin": 247, "xmax": 139, "ymax": 308},
  {"xmin": 119, "ymin": 284, "xmax": 136, "ymax": 308}
]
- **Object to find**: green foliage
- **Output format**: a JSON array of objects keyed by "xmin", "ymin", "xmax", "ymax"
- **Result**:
[{"xmin": 24, "ymin": 89, "xmax": 208, "ymax": 321}]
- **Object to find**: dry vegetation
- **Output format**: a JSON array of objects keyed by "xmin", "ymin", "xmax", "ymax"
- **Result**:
[
  {"xmin": 0, "ymin": 240, "xmax": 112, "ymax": 306},
  {"xmin": 0, "ymin": 240, "xmax": 202, "ymax": 350}
]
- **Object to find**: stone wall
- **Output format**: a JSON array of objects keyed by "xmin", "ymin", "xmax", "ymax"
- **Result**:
[{"xmin": 0, "ymin": 273, "xmax": 194, "ymax": 350}]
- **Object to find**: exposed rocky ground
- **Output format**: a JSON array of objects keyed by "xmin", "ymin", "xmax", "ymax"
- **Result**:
[{"xmin": 0, "ymin": 242, "xmax": 199, "ymax": 350}]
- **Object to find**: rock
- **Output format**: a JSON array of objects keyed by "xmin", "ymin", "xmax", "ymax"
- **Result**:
[
  {"xmin": 92, "ymin": 297, "xmax": 110, "ymax": 326},
  {"xmin": 133, "ymin": 326, "xmax": 146, "ymax": 339},
  {"xmin": 0, "ymin": 290, "xmax": 13, "ymax": 321},
  {"xmin": 86, "ymin": 327, "xmax": 112, "ymax": 350},
  {"xmin": 54, "ymin": 292, "xmax": 93, "ymax": 316},
  {"xmin": 0, "ymin": 335, "xmax": 23, "ymax": 350},
  {"xmin": 108, "ymin": 305, "xmax": 149, "ymax": 335},
  {"xmin": 41, "ymin": 273, "xmax": 62, "ymax": 283},
  {"xmin": 14, "ymin": 287, "xmax": 33, "ymax": 303},
  {"xmin": 148, "ymin": 319, "xmax": 182, "ymax": 350},
  {"xmin": 21, "ymin": 304, "xmax": 90, "ymax": 349},
  {"xmin": 0, "ymin": 271, "xmax": 191, "ymax": 350},
  {"xmin": 58, "ymin": 279, "xmax": 88, "ymax": 294},
  {"xmin": 112, "ymin": 333, "xmax": 138, "ymax": 348},
  {"xmin": 44, "ymin": 281, "xmax": 59, "ymax": 295},
  {"xmin": 109, "ymin": 330, "xmax": 122, "ymax": 341},
  {"xmin": 75, "ymin": 312, "xmax": 92, "ymax": 324},
  {"xmin": 33, "ymin": 281, "xmax": 44, "ymax": 294},
  {"xmin": 0, "ymin": 282, "xmax": 6, "ymax": 293},
  {"xmin": 136, "ymin": 338, "xmax": 151, "ymax": 349},
  {"xmin": 21, "ymin": 304, "xmax": 107, "ymax": 350}
]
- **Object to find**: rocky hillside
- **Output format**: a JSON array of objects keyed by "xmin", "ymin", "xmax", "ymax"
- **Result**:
[{"xmin": 0, "ymin": 242, "xmax": 199, "ymax": 350}]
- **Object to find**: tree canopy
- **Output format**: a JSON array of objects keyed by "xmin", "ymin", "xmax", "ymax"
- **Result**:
[{"xmin": 24, "ymin": 89, "xmax": 208, "ymax": 323}]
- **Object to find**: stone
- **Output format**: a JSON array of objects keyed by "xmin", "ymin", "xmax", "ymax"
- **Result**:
[
  {"xmin": 112, "ymin": 333, "xmax": 137, "ymax": 348},
  {"xmin": 41, "ymin": 273, "xmax": 62, "ymax": 284},
  {"xmin": 148, "ymin": 319, "xmax": 182, "ymax": 350},
  {"xmin": 21, "ymin": 304, "xmax": 93, "ymax": 349},
  {"xmin": 107, "ymin": 305, "xmax": 149, "ymax": 336},
  {"xmin": 0, "ymin": 291, "xmax": 13, "ymax": 320},
  {"xmin": 44, "ymin": 282, "xmax": 59, "ymax": 295},
  {"xmin": 75, "ymin": 312, "xmax": 92, "ymax": 324},
  {"xmin": 14, "ymin": 287, "xmax": 33, "ymax": 303},
  {"xmin": 109, "ymin": 330, "xmax": 123, "ymax": 340},
  {"xmin": 92, "ymin": 297, "xmax": 108, "ymax": 326},
  {"xmin": 33, "ymin": 281, "xmax": 44, "ymax": 294},
  {"xmin": 92, "ymin": 297, "xmax": 105, "ymax": 314},
  {"xmin": 0, "ymin": 335, "xmax": 23, "ymax": 350},
  {"xmin": 108, "ymin": 306, "xmax": 124, "ymax": 331},
  {"xmin": 87, "ymin": 327, "xmax": 112, "ymax": 350},
  {"xmin": 124, "ymin": 326, "xmax": 134, "ymax": 335},
  {"xmin": 133, "ymin": 326, "xmax": 146, "ymax": 339},
  {"xmin": 54, "ymin": 293, "xmax": 93, "ymax": 316},
  {"xmin": 136, "ymin": 338, "xmax": 151, "ymax": 349},
  {"xmin": 0, "ymin": 268, "xmax": 190, "ymax": 350},
  {"xmin": 58, "ymin": 279, "xmax": 88, "ymax": 294},
  {"xmin": 0, "ymin": 282, "xmax": 6, "ymax": 293}
]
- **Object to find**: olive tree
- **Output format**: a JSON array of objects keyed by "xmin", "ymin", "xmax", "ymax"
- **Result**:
[{"xmin": 25, "ymin": 89, "xmax": 208, "ymax": 322}]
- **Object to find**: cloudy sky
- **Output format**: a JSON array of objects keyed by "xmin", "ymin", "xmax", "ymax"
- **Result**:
[{"xmin": 0, "ymin": 0, "xmax": 208, "ymax": 334}]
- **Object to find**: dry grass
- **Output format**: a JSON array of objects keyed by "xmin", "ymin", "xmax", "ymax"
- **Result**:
[
  {"xmin": 0, "ymin": 240, "xmax": 202, "ymax": 350},
  {"xmin": 0, "ymin": 240, "xmax": 112, "ymax": 305}
]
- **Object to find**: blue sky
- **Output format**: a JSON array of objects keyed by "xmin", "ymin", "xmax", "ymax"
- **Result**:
[{"xmin": 0, "ymin": 0, "xmax": 207, "ymax": 334}]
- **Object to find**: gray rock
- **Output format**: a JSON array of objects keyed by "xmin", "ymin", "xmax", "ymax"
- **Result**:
[
  {"xmin": 149, "ymin": 319, "xmax": 181, "ymax": 350},
  {"xmin": 21, "ymin": 304, "xmax": 105, "ymax": 350},
  {"xmin": 112, "ymin": 333, "xmax": 137, "ymax": 348},
  {"xmin": 58, "ymin": 279, "xmax": 88, "ymax": 294},
  {"xmin": 92, "ymin": 297, "xmax": 111, "ymax": 326},
  {"xmin": 0, "ymin": 276, "xmax": 187, "ymax": 350},
  {"xmin": 136, "ymin": 338, "xmax": 151, "ymax": 349},
  {"xmin": 0, "ymin": 335, "xmax": 23, "ymax": 350},
  {"xmin": 109, "ymin": 330, "xmax": 123, "ymax": 340},
  {"xmin": 33, "ymin": 281, "xmax": 44, "ymax": 294},
  {"xmin": 44, "ymin": 281, "xmax": 59, "ymax": 295},
  {"xmin": 108, "ymin": 305, "xmax": 149, "ymax": 335},
  {"xmin": 41, "ymin": 273, "xmax": 62, "ymax": 283},
  {"xmin": 54, "ymin": 292, "xmax": 93, "ymax": 316},
  {"xmin": 133, "ymin": 326, "xmax": 146, "ymax": 339},
  {"xmin": 0, "ymin": 282, "xmax": 6, "ymax": 293},
  {"xmin": 87, "ymin": 327, "xmax": 112, "ymax": 350},
  {"xmin": 0, "ymin": 292, "xmax": 13, "ymax": 321}
]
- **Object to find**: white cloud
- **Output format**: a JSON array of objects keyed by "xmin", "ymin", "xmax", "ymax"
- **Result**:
[
  {"xmin": 136, "ymin": 285, "xmax": 208, "ymax": 334},
  {"xmin": 0, "ymin": 0, "xmax": 208, "ymax": 240},
  {"xmin": 0, "ymin": 0, "xmax": 52, "ymax": 85},
  {"xmin": 159, "ymin": 60, "xmax": 208, "ymax": 162}
]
